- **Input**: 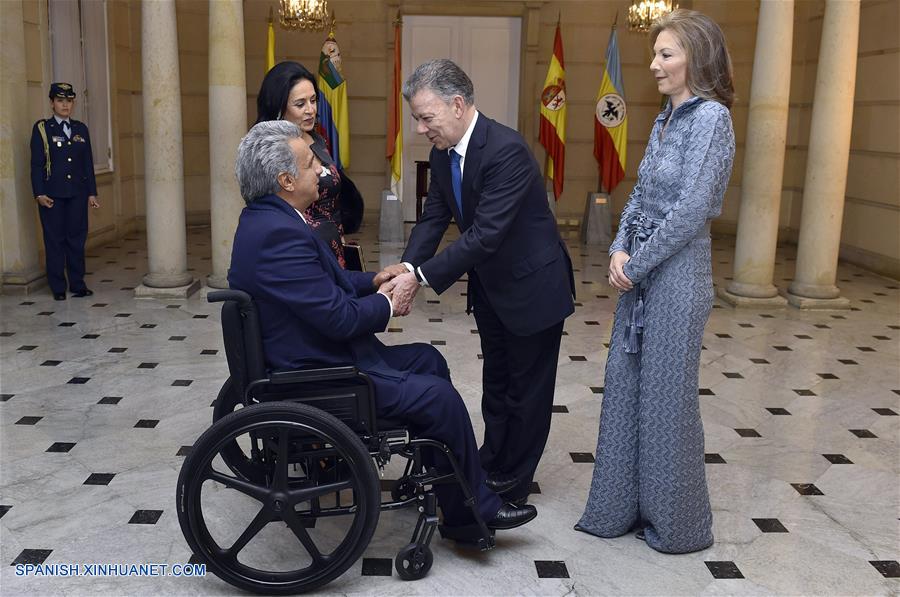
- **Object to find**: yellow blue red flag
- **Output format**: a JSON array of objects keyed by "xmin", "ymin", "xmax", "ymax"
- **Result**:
[
  {"xmin": 594, "ymin": 24, "xmax": 627, "ymax": 193},
  {"xmin": 318, "ymin": 31, "xmax": 350, "ymax": 169}
]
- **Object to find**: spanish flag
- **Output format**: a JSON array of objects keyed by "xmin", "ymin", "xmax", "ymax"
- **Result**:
[
  {"xmin": 539, "ymin": 22, "xmax": 566, "ymax": 201},
  {"xmin": 594, "ymin": 24, "xmax": 627, "ymax": 193},
  {"xmin": 318, "ymin": 31, "xmax": 350, "ymax": 169},
  {"xmin": 386, "ymin": 13, "xmax": 403, "ymax": 200},
  {"xmin": 266, "ymin": 9, "xmax": 275, "ymax": 72}
]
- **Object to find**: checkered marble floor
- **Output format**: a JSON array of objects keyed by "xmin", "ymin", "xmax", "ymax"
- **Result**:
[{"xmin": 1, "ymin": 222, "xmax": 898, "ymax": 596}]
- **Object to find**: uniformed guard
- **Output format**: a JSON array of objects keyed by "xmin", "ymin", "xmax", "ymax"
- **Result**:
[{"xmin": 30, "ymin": 82, "xmax": 100, "ymax": 300}]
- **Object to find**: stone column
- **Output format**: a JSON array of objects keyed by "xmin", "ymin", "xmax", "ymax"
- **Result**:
[
  {"xmin": 0, "ymin": 0, "xmax": 46, "ymax": 294},
  {"xmin": 135, "ymin": 0, "xmax": 198, "ymax": 298},
  {"xmin": 786, "ymin": 0, "xmax": 859, "ymax": 309},
  {"xmin": 206, "ymin": 0, "xmax": 247, "ymax": 289},
  {"xmin": 719, "ymin": 0, "xmax": 794, "ymax": 308}
]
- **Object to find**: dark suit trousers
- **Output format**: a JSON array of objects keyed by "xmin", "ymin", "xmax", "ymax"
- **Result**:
[
  {"xmin": 368, "ymin": 342, "xmax": 502, "ymax": 526},
  {"xmin": 471, "ymin": 275, "xmax": 564, "ymax": 500},
  {"xmin": 38, "ymin": 195, "xmax": 88, "ymax": 294}
]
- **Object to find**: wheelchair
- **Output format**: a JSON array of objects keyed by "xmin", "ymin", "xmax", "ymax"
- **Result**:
[{"xmin": 176, "ymin": 290, "xmax": 494, "ymax": 595}]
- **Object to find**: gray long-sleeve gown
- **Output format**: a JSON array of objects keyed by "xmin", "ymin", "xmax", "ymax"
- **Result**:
[{"xmin": 576, "ymin": 97, "xmax": 735, "ymax": 554}]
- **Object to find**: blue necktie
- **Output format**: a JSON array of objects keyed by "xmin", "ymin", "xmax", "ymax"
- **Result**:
[{"xmin": 449, "ymin": 148, "xmax": 463, "ymax": 220}]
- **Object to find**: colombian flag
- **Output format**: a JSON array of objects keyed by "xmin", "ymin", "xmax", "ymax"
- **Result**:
[
  {"xmin": 386, "ymin": 14, "xmax": 403, "ymax": 200},
  {"xmin": 594, "ymin": 25, "xmax": 627, "ymax": 194},
  {"xmin": 539, "ymin": 22, "xmax": 566, "ymax": 201},
  {"xmin": 318, "ymin": 33, "xmax": 350, "ymax": 169}
]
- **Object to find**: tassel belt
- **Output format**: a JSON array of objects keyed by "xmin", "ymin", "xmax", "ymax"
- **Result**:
[{"xmin": 623, "ymin": 214, "xmax": 661, "ymax": 354}]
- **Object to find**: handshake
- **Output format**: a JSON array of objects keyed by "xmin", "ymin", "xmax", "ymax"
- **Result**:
[{"xmin": 372, "ymin": 263, "xmax": 421, "ymax": 317}]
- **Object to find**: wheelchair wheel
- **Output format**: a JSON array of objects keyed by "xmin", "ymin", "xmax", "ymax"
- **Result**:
[
  {"xmin": 211, "ymin": 377, "xmax": 268, "ymax": 484},
  {"xmin": 178, "ymin": 402, "xmax": 380, "ymax": 595},
  {"xmin": 395, "ymin": 543, "xmax": 433, "ymax": 580}
]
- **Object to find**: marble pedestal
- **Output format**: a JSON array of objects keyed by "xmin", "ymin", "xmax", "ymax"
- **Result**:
[
  {"xmin": 379, "ymin": 190, "xmax": 404, "ymax": 243},
  {"xmin": 581, "ymin": 192, "xmax": 611, "ymax": 248}
]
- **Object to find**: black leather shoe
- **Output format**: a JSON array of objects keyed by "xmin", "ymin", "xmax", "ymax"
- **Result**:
[
  {"xmin": 72, "ymin": 288, "xmax": 93, "ymax": 298},
  {"xmin": 486, "ymin": 503, "xmax": 537, "ymax": 530},
  {"xmin": 53, "ymin": 292, "xmax": 66, "ymax": 301},
  {"xmin": 485, "ymin": 472, "xmax": 519, "ymax": 495}
]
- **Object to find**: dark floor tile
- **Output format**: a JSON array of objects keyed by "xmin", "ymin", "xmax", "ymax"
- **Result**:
[
  {"xmin": 169, "ymin": 336, "xmax": 186, "ymax": 341},
  {"xmin": 759, "ymin": 314, "xmax": 775, "ymax": 319},
  {"xmin": 82, "ymin": 334, "xmax": 100, "ymax": 339},
  {"xmin": 108, "ymin": 347, "xmax": 127, "ymax": 353},
  {"xmin": 569, "ymin": 356, "xmax": 587, "ymax": 361},
  {"xmin": 176, "ymin": 446, "xmax": 192, "ymax": 457},
  {"xmin": 773, "ymin": 345, "xmax": 792, "ymax": 351},
  {"xmin": 793, "ymin": 389, "xmax": 816, "ymax": 396},
  {"xmin": 723, "ymin": 372, "xmax": 743, "ymax": 379},
  {"xmin": 0, "ymin": 505, "xmax": 10, "ymax": 519},
  {"xmin": 67, "ymin": 377, "xmax": 90, "ymax": 384},
  {"xmin": 705, "ymin": 561, "xmax": 744, "ymax": 579},
  {"xmin": 716, "ymin": 333, "xmax": 732, "ymax": 338},
  {"xmin": 735, "ymin": 428, "xmax": 761, "ymax": 438},
  {"xmin": 387, "ymin": 328, "xmax": 402, "ymax": 333},
  {"xmin": 428, "ymin": 318, "xmax": 443, "ymax": 323},
  {"xmin": 17, "ymin": 345, "xmax": 37, "ymax": 351},
  {"xmin": 137, "ymin": 362, "xmax": 158, "ymax": 369},
  {"xmin": 814, "ymin": 324, "xmax": 831, "ymax": 329},
  {"xmin": 114, "ymin": 313, "xmax": 131, "ymax": 318},
  {"xmin": 705, "ymin": 453, "xmax": 727, "ymax": 464},
  {"xmin": 92, "ymin": 303, "xmax": 108, "ymax": 307},
  {"xmin": 794, "ymin": 334, "xmax": 812, "ymax": 339},
  {"xmin": 128, "ymin": 509, "xmax": 163, "ymax": 524},
  {"xmin": 529, "ymin": 482, "xmax": 542, "ymax": 494},
  {"xmin": 166, "ymin": 304, "xmax": 181, "ymax": 309},
  {"xmin": 823, "ymin": 454, "xmax": 853, "ymax": 464},
  {"xmin": 98, "ymin": 396, "xmax": 122, "ymax": 405},
  {"xmin": 19, "ymin": 301, "xmax": 35, "ymax": 306},
  {"xmin": 551, "ymin": 405, "xmax": 569, "ymax": 413},
  {"xmin": 0, "ymin": 394, "xmax": 14, "ymax": 402},
  {"xmin": 738, "ymin": 323, "xmax": 754, "ymax": 328},
  {"xmin": 699, "ymin": 388, "xmax": 715, "ymax": 396},
  {"xmin": 872, "ymin": 408, "xmax": 898, "ymax": 416},
  {"xmin": 535, "ymin": 560, "xmax": 569, "ymax": 579},
  {"xmin": 873, "ymin": 335, "xmax": 891, "ymax": 341},
  {"xmin": 585, "ymin": 321, "xmax": 600, "ymax": 326},
  {"xmin": 46, "ymin": 442, "xmax": 76, "ymax": 453},
  {"xmin": 590, "ymin": 386, "xmax": 604, "ymax": 394},
  {"xmin": 15, "ymin": 416, "xmax": 42, "ymax": 425},
  {"xmin": 361, "ymin": 557, "xmax": 393, "ymax": 576},
  {"xmin": 750, "ymin": 358, "xmax": 769, "ymax": 364},
  {"xmin": 84, "ymin": 473, "xmax": 116, "ymax": 485},
  {"xmin": 791, "ymin": 483, "xmax": 824, "ymax": 496},
  {"xmin": 172, "ymin": 379, "xmax": 193, "ymax": 387},
  {"xmin": 58, "ymin": 322, "xmax": 76, "ymax": 327},
  {"xmin": 817, "ymin": 373, "xmax": 839, "ymax": 379},
  {"xmin": 849, "ymin": 429, "xmax": 877, "ymax": 438},
  {"xmin": 856, "ymin": 346, "xmax": 875, "ymax": 352},
  {"xmin": 752, "ymin": 518, "xmax": 788, "ymax": 533},
  {"xmin": 767, "ymin": 407, "xmax": 791, "ymax": 415},
  {"xmin": 0, "ymin": 332, "xmax": 14, "ymax": 337},
  {"xmin": 37, "ymin": 311, "xmax": 54, "ymax": 316},
  {"xmin": 140, "ymin": 324, "xmax": 156, "ymax": 329},
  {"xmin": 570, "ymin": 452, "xmax": 595, "ymax": 463},
  {"xmin": 41, "ymin": 360, "xmax": 61, "ymax": 367},
  {"xmin": 838, "ymin": 359, "xmax": 858, "ymax": 365},
  {"xmin": 134, "ymin": 419, "xmax": 159, "ymax": 429},
  {"xmin": 869, "ymin": 560, "xmax": 900, "ymax": 578},
  {"xmin": 201, "ymin": 349, "xmax": 218, "ymax": 355},
  {"xmin": 11, "ymin": 549, "xmax": 53, "ymax": 566},
  {"xmin": 193, "ymin": 314, "xmax": 209, "ymax": 319}
]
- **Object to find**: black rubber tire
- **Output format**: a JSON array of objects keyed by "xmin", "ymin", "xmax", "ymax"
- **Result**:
[
  {"xmin": 395, "ymin": 543, "xmax": 433, "ymax": 580},
  {"xmin": 210, "ymin": 377, "xmax": 267, "ymax": 484},
  {"xmin": 177, "ymin": 402, "xmax": 380, "ymax": 595}
]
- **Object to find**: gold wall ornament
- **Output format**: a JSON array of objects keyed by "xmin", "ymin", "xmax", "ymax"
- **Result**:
[
  {"xmin": 627, "ymin": 0, "xmax": 678, "ymax": 33},
  {"xmin": 278, "ymin": 0, "xmax": 332, "ymax": 32}
]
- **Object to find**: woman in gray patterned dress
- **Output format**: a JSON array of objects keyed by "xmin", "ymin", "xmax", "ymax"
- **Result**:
[{"xmin": 576, "ymin": 9, "xmax": 735, "ymax": 554}]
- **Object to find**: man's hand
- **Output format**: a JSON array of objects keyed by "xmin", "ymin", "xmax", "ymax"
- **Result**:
[
  {"xmin": 381, "ymin": 271, "xmax": 419, "ymax": 316},
  {"xmin": 88, "ymin": 195, "xmax": 100, "ymax": 209},
  {"xmin": 608, "ymin": 250, "xmax": 633, "ymax": 291},
  {"xmin": 36, "ymin": 195, "xmax": 53, "ymax": 208},
  {"xmin": 372, "ymin": 263, "xmax": 411, "ymax": 288}
]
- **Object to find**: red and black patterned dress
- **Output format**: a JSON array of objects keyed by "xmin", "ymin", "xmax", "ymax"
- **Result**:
[{"xmin": 305, "ymin": 136, "xmax": 345, "ymax": 268}]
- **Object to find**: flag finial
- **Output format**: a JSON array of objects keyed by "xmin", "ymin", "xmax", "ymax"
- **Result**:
[{"xmin": 393, "ymin": 9, "xmax": 402, "ymax": 27}]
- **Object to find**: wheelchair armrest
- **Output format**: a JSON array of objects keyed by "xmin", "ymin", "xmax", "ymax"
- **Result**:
[
  {"xmin": 207, "ymin": 289, "xmax": 252, "ymax": 305},
  {"xmin": 269, "ymin": 366, "xmax": 363, "ymax": 385}
]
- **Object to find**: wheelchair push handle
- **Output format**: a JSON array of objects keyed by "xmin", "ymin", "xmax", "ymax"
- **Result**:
[{"xmin": 207, "ymin": 289, "xmax": 252, "ymax": 306}]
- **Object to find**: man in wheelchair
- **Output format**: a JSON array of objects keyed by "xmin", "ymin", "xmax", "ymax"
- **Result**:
[{"xmin": 228, "ymin": 120, "xmax": 538, "ymax": 535}]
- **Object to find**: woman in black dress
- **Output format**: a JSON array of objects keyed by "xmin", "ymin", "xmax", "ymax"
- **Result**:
[{"xmin": 256, "ymin": 61, "xmax": 347, "ymax": 268}]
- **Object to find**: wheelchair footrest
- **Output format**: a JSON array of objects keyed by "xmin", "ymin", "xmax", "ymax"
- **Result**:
[{"xmin": 437, "ymin": 523, "xmax": 496, "ymax": 551}]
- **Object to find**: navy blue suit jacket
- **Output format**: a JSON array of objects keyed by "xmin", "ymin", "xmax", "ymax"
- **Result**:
[
  {"xmin": 228, "ymin": 194, "xmax": 394, "ymax": 375},
  {"xmin": 402, "ymin": 114, "xmax": 575, "ymax": 336},
  {"xmin": 30, "ymin": 118, "xmax": 97, "ymax": 198}
]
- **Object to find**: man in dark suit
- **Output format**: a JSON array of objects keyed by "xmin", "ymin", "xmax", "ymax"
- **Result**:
[
  {"xmin": 30, "ymin": 82, "xmax": 99, "ymax": 300},
  {"xmin": 227, "ymin": 120, "xmax": 537, "ymax": 533},
  {"xmin": 384, "ymin": 60, "xmax": 575, "ymax": 505}
]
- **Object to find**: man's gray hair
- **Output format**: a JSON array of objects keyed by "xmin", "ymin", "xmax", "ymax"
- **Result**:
[
  {"xmin": 402, "ymin": 59, "xmax": 474, "ymax": 106},
  {"xmin": 235, "ymin": 120, "xmax": 301, "ymax": 204}
]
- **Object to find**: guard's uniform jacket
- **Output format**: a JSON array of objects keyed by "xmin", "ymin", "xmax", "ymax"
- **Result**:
[{"xmin": 30, "ymin": 117, "xmax": 97, "ymax": 198}]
